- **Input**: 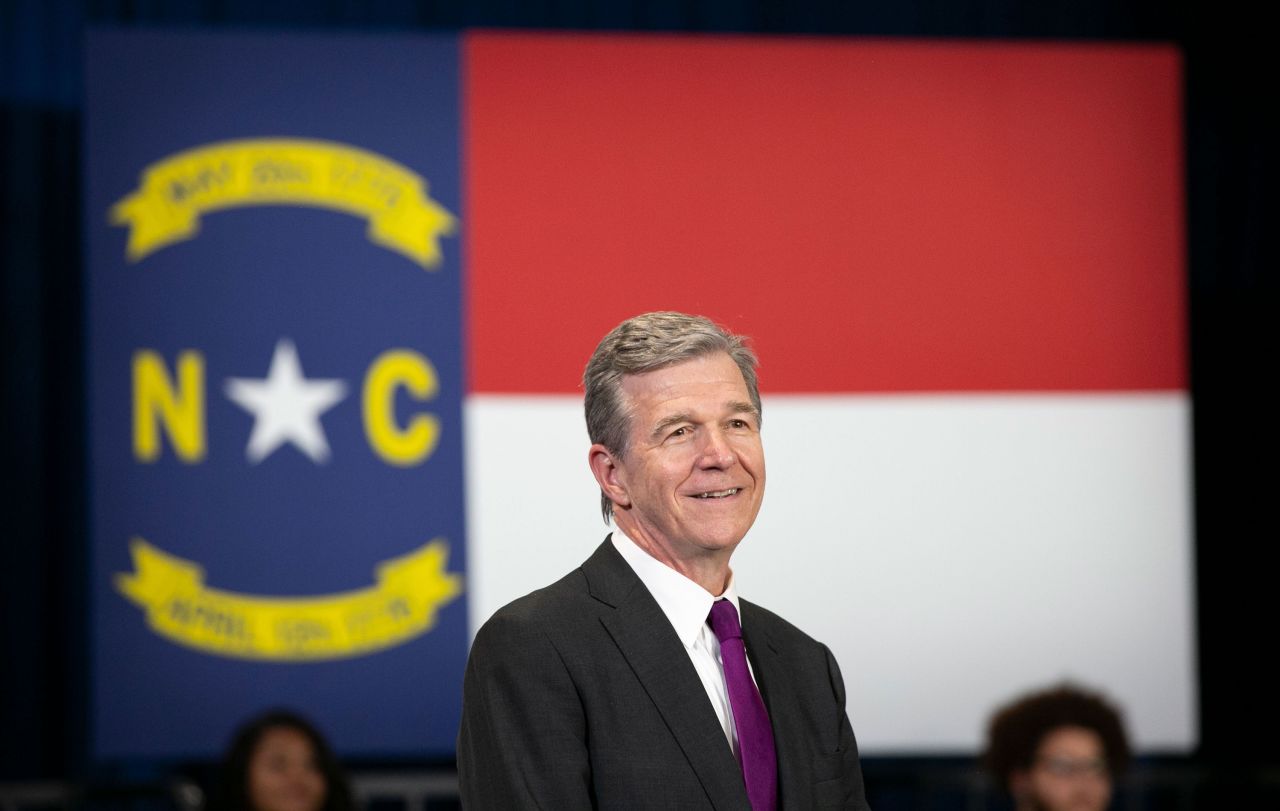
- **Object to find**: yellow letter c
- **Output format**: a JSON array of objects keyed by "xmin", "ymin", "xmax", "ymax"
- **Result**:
[{"xmin": 363, "ymin": 349, "xmax": 440, "ymax": 466}]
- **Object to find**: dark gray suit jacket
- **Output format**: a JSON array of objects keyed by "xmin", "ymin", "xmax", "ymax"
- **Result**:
[{"xmin": 457, "ymin": 538, "xmax": 870, "ymax": 810}]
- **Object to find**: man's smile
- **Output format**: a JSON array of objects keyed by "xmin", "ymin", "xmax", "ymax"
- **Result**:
[{"xmin": 691, "ymin": 488, "xmax": 742, "ymax": 499}]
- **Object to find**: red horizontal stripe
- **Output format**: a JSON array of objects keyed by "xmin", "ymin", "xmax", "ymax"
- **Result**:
[{"xmin": 465, "ymin": 34, "xmax": 1185, "ymax": 393}]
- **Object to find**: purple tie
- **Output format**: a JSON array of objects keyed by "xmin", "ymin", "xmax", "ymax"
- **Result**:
[{"xmin": 708, "ymin": 599, "xmax": 778, "ymax": 811}]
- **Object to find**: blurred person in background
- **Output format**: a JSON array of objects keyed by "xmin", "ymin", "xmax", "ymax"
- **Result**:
[
  {"xmin": 984, "ymin": 683, "xmax": 1132, "ymax": 811},
  {"xmin": 211, "ymin": 709, "xmax": 355, "ymax": 811}
]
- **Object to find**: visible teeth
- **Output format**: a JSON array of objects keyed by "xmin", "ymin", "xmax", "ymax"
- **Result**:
[{"xmin": 695, "ymin": 488, "xmax": 739, "ymax": 499}]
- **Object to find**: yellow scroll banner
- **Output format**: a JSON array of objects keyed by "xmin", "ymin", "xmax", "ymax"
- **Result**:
[
  {"xmin": 110, "ymin": 138, "xmax": 456, "ymax": 268},
  {"xmin": 115, "ymin": 537, "xmax": 462, "ymax": 661}
]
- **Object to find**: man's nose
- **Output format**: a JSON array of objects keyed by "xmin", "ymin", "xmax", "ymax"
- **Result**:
[{"xmin": 696, "ymin": 427, "xmax": 737, "ymax": 468}]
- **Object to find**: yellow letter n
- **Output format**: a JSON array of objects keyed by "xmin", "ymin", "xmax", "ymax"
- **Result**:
[{"xmin": 133, "ymin": 350, "xmax": 206, "ymax": 463}]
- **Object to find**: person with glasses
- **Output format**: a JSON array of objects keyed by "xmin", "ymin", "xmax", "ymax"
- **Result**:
[{"xmin": 984, "ymin": 684, "xmax": 1131, "ymax": 811}]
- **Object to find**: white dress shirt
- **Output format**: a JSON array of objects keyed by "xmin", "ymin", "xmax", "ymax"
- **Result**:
[{"xmin": 611, "ymin": 529, "xmax": 758, "ymax": 756}]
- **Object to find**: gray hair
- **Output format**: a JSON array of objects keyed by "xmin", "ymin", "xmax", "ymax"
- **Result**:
[{"xmin": 583, "ymin": 311, "xmax": 761, "ymax": 522}]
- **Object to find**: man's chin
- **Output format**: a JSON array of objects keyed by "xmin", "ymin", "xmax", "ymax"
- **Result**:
[{"xmin": 688, "ymin": 528, "xmax": 749, "ymax": 554}]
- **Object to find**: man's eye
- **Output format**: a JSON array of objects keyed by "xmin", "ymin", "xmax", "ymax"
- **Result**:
[{"xmin": 670, "ymin": 427, "xmax": 687, "ymax": 437}]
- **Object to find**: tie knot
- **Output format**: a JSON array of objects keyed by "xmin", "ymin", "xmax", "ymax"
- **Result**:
[{"xmin": 707, "ymin": 599, "xmax": 742, "ymax": 643}]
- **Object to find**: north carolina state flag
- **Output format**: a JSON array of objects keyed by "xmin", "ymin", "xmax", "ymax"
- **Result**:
[{"xmin": 87, "ymin": 30, "xmax": 1190, "ymax": 758}]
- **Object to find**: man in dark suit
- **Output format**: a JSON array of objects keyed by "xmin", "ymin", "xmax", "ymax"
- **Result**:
[{"xmin": 457, "ymin": 312, "xmax": 870, "ymax": 810}]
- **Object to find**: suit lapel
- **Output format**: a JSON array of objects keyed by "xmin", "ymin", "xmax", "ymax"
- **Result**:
[
  {"xmin": 741, "ymin": 601, "xmax": 807, "ymax": 810},
  {"xmin": 582, "ymin": 540, "xmax": 751, "ymax": 811}
]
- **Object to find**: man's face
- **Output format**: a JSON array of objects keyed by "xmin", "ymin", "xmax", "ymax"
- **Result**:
[
  {"xmin": 599, "ymin": 352, "xmax": 765, "ymax": 572},
  {"xmin": 1013, "ymin": 726, "xmax": 1113, "ymax": 811}
]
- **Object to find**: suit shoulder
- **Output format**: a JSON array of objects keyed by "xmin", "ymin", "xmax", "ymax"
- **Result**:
[
  {"xmin": 740, "ymin": 599, "xmax": 829, "ymax": 652},
  {"xmin": 741, "ymin": 599, "xmax": 853, "ymax": 708},
  {"xmin": 474, "ymin": 566, "xmax": 594, "ymax": 637}
]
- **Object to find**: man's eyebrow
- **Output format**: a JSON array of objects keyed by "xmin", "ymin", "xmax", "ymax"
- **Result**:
[
  {"xmin": 649, "ymin": 402, "xmax": 760, "ymax": 440},
  {"xmin": 727, "ymin": 401, "xmax": 760, "ymax": 421},
  {"xmin": 650, "ymin": 413, "xmax": 695, "ymax": 440}
]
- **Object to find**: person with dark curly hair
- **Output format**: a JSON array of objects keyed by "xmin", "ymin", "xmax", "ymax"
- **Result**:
[
  {"xmin": 984, "ymin": 684, "xmax": 1132, "ymax": 811},
  {"xmin": 211, "ymin": 710, "xmax": 355, "ymax": 811}
]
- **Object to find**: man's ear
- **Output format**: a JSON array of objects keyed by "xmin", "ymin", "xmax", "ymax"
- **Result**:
[{"xmin": 588, "ymin": 444, "xmax": 631, "ymax": 509}]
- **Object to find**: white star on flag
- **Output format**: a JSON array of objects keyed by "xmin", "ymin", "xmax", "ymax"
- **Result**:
[{"xmin": 224, "ymin": 338, "xmax": 348, "ymax": 464}]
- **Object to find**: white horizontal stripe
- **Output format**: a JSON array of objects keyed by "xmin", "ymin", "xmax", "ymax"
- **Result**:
[{"xmin": 464, "ymin": 392, "xmax": 1195, "ymax": 753}]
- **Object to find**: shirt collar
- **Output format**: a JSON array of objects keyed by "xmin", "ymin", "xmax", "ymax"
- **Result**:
[{"xmin": 611, "ymin": 529, "xmax": 743, "ymax": 648}]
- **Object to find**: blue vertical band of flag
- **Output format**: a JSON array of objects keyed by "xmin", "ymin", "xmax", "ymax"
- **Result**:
[{"xmin": 86, "ymin": 31, "xmax": 466, "ymax": 759}]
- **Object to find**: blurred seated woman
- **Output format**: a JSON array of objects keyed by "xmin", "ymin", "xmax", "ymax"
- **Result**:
[
  {"xmin": 212, "ymin": 710, "xmax": 355, "ymax": 811},
  {"xmin": 984, "ymin": 683, "xmax": 1131, "ymax": 811}
]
